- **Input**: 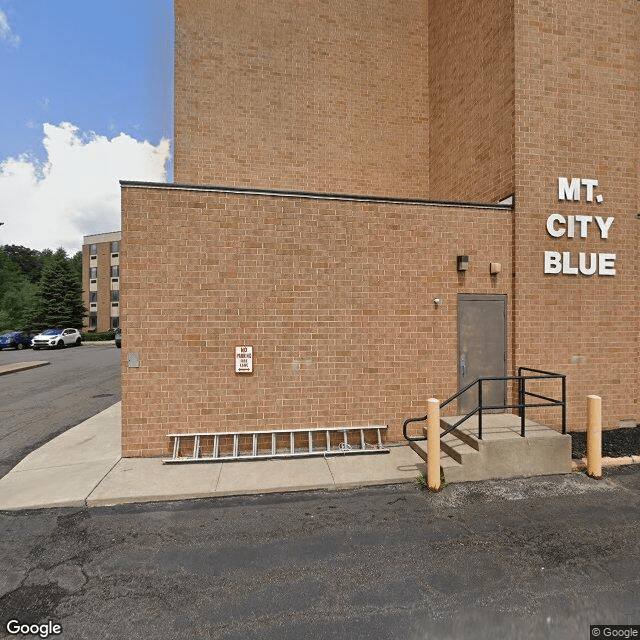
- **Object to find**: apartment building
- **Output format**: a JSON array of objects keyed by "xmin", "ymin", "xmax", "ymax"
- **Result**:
[
  {"xmin": 82, "ymin": 231, "xmax": 121, "ymax": 333},
  {"xmin": 120, "ymin": 0, "xmax": 638, "ymax": 458}
]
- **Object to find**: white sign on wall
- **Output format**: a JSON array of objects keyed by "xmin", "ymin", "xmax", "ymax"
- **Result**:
[
  {"xmin": 543, "ymin": 177, "xmax": 616, "ymax": 276},
  {"xmin": 235, "ymin": 346, "xmax": 253, "ymax": 373}
]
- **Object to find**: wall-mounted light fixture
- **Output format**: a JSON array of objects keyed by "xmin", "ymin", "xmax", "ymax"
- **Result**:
[
  {"xmin": 489, "ymin": 262, "xmax": 502, "ymax": 276},
  {"xmin": 433, "ymin": 297, "xmax": 442, "ymax": 306},
  {"xmin": 457, "ymin": 255, "xmax": 469, "ymax": 272}
]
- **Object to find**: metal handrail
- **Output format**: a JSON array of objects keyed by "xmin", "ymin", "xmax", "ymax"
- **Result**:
[{"xmin": 403, "ymin": 368, "xmax": 566, "ymax": 442}]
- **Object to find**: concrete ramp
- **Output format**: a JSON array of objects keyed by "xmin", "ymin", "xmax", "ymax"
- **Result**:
[{"xmin": 422, "ymin": 414, "xmax": 572, "ymax": 483}]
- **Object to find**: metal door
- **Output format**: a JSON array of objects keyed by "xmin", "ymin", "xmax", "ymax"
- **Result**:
[{"xmin": 457, "ymin": 294, "xmax": 506, "ymax": 415}]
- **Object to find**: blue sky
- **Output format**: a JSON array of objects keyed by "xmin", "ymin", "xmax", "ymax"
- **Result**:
[{"xmin": 0, "ymin": 0, "xmax": 173, "ymax": 254}]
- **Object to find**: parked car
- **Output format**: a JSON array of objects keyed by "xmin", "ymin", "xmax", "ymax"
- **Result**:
[
  {"xmin": 0, "ymin": 331, "xmax": 33, "ymax": 350},
  {"xmin": 114, "ymin": 328, "xmax": 122, "ymax": 348},
  {"xmin": 31, "ymin": 328, "xmax": 83, "ymax": 350}
]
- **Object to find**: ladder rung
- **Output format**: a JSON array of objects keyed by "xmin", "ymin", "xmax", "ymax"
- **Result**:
[{"xmin": 163, "ymin": 426, "xmax": 389, "ymax": 463}]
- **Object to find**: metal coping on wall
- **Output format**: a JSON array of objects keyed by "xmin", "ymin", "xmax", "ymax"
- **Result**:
[{"xmin": 120, "ymin": 181, "xmax": 515, "ymax": 211}]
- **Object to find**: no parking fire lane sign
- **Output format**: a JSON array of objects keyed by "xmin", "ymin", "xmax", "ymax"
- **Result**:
[{"xmin": 235, "ymin": 346, "xmax": 253, "ymax": 373}]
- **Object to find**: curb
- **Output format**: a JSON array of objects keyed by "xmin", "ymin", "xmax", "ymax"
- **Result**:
[
  {"xmin": 572, "ymin": 456, "xmax": 640, "ymax": 471},
  {"xmin": 0, "ymin": 361, "xmax": 50, "ymax": 376}
]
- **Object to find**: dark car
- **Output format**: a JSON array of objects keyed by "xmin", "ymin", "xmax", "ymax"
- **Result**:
[
  {"xmin": 115, "ymin": 328, "xmax": 122, "ymax": 348},
  {"xmin": 0, "ymin": 331, "xmax": 33, "ymax": 350}
]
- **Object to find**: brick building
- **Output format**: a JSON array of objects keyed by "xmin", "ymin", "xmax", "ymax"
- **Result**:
[
  {"xmin": 120, "ymin": 0, "xmax": 638, "ymax": 458},
  {"xmin": 82, "ymin": 231, "xmax": 121, "ymax": 333}
]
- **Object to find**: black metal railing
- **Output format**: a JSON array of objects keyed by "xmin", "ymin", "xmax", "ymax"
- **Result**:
[{"xmin": 403, "ymin": 367, "xmax": 566, "ymax": 442}]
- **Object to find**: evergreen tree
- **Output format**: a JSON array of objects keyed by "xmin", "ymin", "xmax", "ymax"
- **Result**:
[
  {"xmin": 69, "ymin": 251, "xmax": 83, "ymax": 287},
  {"xmin": 30, "ymin": 250, "xmax": 86, "ymax": 330},
  {"xmin": 0, "ymin": 245, "xmax": 86, "ymax": 331}
]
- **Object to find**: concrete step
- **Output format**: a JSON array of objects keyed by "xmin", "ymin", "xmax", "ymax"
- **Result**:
[
  {"xmin": 440, "ymin": 431, "xmax": 479, "ymax": 465},
  {"xmin": 436, "ymin": 413, "xmax": 572, "ymax": 483},
  {"xmin": 407, "ymin": 440, "xmax": 464, "ymax": 476}
]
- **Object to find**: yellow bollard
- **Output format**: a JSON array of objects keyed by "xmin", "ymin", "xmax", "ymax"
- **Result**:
[
  {"xmin": 586, "ymin": 394, "xmax": 602, "ymax": 479},
  {"xmin": 426, "ymin": 398, "xmax": 441, "ymax": 492}
]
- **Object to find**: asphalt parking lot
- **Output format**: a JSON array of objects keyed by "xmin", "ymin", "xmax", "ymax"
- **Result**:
[
  {"xmin": 0, "ymin": 469, "xmax": 639, "ymax": 640},
  {"xmin": 0, "ymin": 343, "xmax": 120, "ymax": 478}
]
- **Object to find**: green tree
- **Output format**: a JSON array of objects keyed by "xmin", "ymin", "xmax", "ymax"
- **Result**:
[
  {"xmin": 0, "ymin": 249, "xmax": 34, "ymax": 331},
  {"xmin": 0, "ymin": 283, "xmax": 40, "ymax": 331},
  {"xmin": 28, "ymin": 250, "xmax": 85, "ymax": 330},
  {"xmin": 68, "ymin": 250, "xmax": 83, "ymax": 287},
  {"xmin": 1, "ymin": 245, "xmax": 43, "ymax": 283}
]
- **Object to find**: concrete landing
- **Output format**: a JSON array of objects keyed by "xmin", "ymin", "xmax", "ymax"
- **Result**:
[{"xmin": 415, "ymin": 414, "xmax": 572, "ymax": 483}]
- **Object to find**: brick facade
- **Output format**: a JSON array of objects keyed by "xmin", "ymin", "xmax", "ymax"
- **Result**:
[
  {"xmin": 174, "ymin": 0, "xmax": 430, "ymax": 197},
  {"xmin": 82, "ymin": 232, "xmax": 121, "ymax": 333},
  {"xmin": 428, "ymin": 0, "xmax": 514, "ymax": 202},
  {"xmin": 121, "ymin": 187, "xmax": 512, "ymax": 457},
  {"xmin": 512, "ymin": 0, "xmax": 639, "ymax": 429},
  {"xmin": 121, "ymin": 0, "xmax": 638, "ymax": 458}
]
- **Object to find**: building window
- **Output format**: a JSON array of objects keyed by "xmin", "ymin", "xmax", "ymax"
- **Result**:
[
  {"xmin": 110, "ymin": 290, "xmax": 120, "ymax": 302},
  {"xmin": 90, "ymin": 244, "xmax": 97, "ymax": 255},
  {"xmin": 111, "ymin": 317, "xmax": 120, "ymax": 329},
  {"xmin": 90, "ymin": 292, "xmax": 97, "ymax": 303},
  {"xmin": 89, "ymin": 315, "xmax": 97, "ymax": 330},
  {"xmin": 111, "ymin": 240, "xmax": 120, "ymax": 253},
  {"xmin": 89, "ymin": 267, "xmax": 97, "ymax": 279},
  {"xmin": 111, "ymin": 265, "xmax": 119, "ymax": 277}
]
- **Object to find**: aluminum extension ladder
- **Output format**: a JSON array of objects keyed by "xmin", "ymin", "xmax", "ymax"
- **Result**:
[{"xmin": 163, "ymin": 425, "xmax": 389, "ymax": 464}]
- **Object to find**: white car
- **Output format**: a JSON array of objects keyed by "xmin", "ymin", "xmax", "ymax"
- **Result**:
[{"xmin": 31, "ymin": 328, "xmax": 83, "ymax": 350}]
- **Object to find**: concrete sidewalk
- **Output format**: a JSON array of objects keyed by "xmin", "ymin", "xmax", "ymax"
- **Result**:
[{"xmin": 0, "ymin": 402, "xmax": 424, "ymax": 511}]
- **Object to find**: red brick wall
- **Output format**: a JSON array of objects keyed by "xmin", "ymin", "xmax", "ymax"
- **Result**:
[
  {"xmin": 173, "ymin": 0, "xmax": 429, "ymax": 198},
  {"xmin": 513, "ymin": 0, "xmax": 639, "ymax": 430},
  {"xmin": 428, "ymin": 0, "xmax": 514, "ymax": 202},
  {"xmin": 121, "ymin": 186, "xmax": 513, "ymax": 457}
]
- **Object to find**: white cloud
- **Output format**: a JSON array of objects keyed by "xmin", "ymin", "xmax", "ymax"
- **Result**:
[
  {"xmin": 0, "ymin": 122, "xmax": 170, "ymax": 254},
  {"xmin": 0, "ymin": 9, "xmax": 20, "ymax": 47}
]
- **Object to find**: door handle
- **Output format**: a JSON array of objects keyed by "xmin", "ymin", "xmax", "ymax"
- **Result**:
[{"xmin": 460, "ymin": 355, "xmax": 467, "ymax": 377}]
